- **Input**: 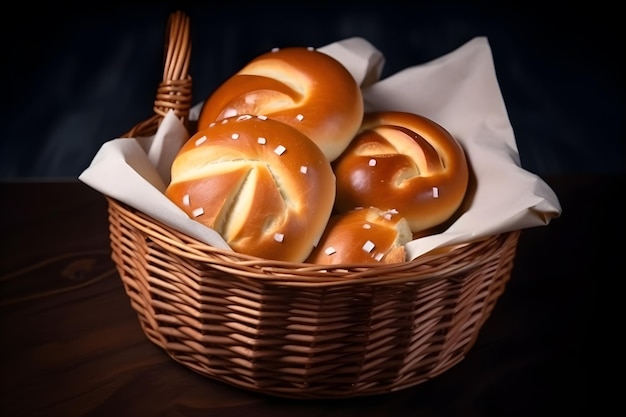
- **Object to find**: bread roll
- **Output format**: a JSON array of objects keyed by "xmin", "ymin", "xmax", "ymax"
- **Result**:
[
  {"xmin": 165, "ymin": 114, "xmax": 336, "ymax": 262},
  {"xmin": 198, "ymin": 46, "xmax": 364, "ymax": 162},
  {"xmin": 305, "ymin": 207, "xmax": 412, "ymax": 265},
  {"xmin": 333, "ymin": 111, "xmax": 469, "ymax": 234}
]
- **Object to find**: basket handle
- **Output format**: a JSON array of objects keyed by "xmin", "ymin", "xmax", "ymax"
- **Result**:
[{"xmin": 124, "ymin": 10, "xmax": 192, "ymax": 138}]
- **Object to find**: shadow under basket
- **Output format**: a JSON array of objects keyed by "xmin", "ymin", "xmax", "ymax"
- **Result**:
[{"xmin": 104, "ymin": 11, "xmax": 522, "ymax": 399}]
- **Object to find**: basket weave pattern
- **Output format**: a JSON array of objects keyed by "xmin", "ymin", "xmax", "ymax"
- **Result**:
[{"xmin": 106, "ymin": 11, "xmax": 521, "ymax": 399}]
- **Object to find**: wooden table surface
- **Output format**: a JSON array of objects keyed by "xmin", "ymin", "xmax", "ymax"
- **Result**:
[{"xmin": 1, "ymin": 174, "xmax": 620, "ymax": 416}]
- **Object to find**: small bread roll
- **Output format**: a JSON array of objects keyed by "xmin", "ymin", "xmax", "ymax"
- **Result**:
[
  {"xmin": 333, "ymin": 111, "xmax": 469, "ymax": 234},
  {"xmin": 305, "ymin": 207, "xmax": 412, "ymax": 265},
  {"xmin": 198, "ymin": 46, "xmax": 364, "ymax": 162},
  {"xmin": 165, "ymin": 114, "xmax": 336, "ymax": 262}
]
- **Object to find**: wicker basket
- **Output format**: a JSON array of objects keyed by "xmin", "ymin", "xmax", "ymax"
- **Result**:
[{"xmin": 106, "ymin": 11, "xmax": 521, "ymax": 399}]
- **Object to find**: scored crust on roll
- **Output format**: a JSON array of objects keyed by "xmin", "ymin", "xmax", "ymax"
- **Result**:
[
  {"xmin": 333, "ymin": 111, "xmax": 469, "ymax": 234},
  {"xmin": 165, "ymin": 114, "xmax": 336, "ymax": 263},
  {"xmin": 198, "ymin": 46, "xmax": 364, "ymax": 162},
  {"xmin": 305, "ymin": 206, "xmax": 412, "ymax": 265}
]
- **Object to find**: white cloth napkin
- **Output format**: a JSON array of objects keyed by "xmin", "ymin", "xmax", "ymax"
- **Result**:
[{"xmin": 79, "ymin": 36, "xmax": 562, "ymax": 261}]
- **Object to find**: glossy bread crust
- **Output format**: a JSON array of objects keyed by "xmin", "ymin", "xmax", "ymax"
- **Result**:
[
  {"xmin": 198, "ymin": 47, "xmax": 364, "ymax": 162},
  {"xmin": 166, "ymin": 114, "xmax": 336, "ymax": 262},
  {"xmin": 333, "ymin": 111, "xmax": 469, "ymax": 234},
  {"xmin": 305, "ymin": 207, "xmax": 412, "ymax": 265}
]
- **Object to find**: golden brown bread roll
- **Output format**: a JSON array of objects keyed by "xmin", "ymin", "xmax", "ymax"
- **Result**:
[
  {"xmin": 305, "ymin": 206, "xmax": 412, "ymax": 265},
  {"xmin": 333, "ymin": 111, "xmax": 469, "ymax": 234},
  {"xmin": 198, "ymin": 46, "xmax": 364, "ymax": 162},
  {"xmin": 165, "ymin": 114, "xmax": 336, "ymax": 262}
]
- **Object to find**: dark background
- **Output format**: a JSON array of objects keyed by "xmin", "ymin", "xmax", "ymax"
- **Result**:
[{"xmin": 0, "ymin": 1, "xmax": 623, "ymax": 178}]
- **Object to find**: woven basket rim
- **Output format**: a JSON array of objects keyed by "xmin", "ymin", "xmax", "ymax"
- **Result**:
[{"xmin": 107, "ymin": 196, "xmax": 520, "ymax": 287}]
